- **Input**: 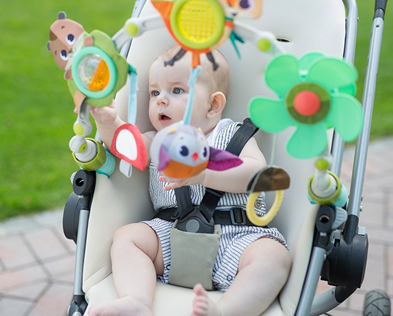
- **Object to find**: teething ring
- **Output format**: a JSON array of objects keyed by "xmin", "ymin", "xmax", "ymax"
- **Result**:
[
  {"xmin": 246, "ymin": 190, "xmax": 284, "ymax": 226},
  {"xmin": 245, "ymin": 166, "xmax": 290, "ymax": 226}
]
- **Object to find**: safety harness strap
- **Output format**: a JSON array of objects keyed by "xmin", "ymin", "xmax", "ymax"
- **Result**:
[
  {"xmin": 174, "ymin": 186, "xmax": 193, "ymax": 220},
  {"xmin": 200, "ymin": 118, "xmax": 259, "ymax": 222}
]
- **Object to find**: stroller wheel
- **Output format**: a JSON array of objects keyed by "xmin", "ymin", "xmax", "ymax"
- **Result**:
[{"xmin": 363, "ymin": 289, "xmax": 391, "ymax": 316}]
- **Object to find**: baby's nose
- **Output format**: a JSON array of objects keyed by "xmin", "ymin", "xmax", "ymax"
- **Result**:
[{"xmin": 157, "ymin": 94, "xmax": 168, "ymax": 106}]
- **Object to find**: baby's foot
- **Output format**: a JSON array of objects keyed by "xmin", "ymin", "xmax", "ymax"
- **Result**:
[
  {"xmin": 191, "ymin": 284, "xmax": 221, "ymax": 316},
  {"xmin": 88, "ymin": 296, "xmax": 152, "ymax": 316}
]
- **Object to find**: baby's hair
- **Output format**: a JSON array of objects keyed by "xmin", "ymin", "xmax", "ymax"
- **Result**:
[
  {"xmin": 201, "ymin": 49, "xmax": 230, "ymax": 98},
  {"xmin": 157, "ymin": 46, "xmax": 230, "ymax": 98}
]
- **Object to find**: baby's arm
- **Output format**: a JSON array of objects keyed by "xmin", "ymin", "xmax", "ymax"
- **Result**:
[
  {"xmin": 162, "ymin": 136, "xmax": 266, "ymax": 193},
  {"xmin": 90, "ymin": 102, "xmax": 156, "ymax": 162},
  {"xmin": 90, "ymin": 102, "xmax": 124, "ymax": 148}
]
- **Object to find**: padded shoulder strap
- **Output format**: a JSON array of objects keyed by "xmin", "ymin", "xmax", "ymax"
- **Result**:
[
  {"xmin": 199, "ymin": 118, "xmax": 259, "ymax": 220},
  {"xmin": 225, "ymin": 118, "xmax": 259, "ymax": 156}
]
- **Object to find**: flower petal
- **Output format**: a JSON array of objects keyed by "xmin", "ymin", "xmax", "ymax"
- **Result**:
[
  {"xmin": 326, "ymin": 94, "xmax": 364, "ymax": 141},
  {"xmin": 298, "ymin": 52, "xmax": 325, "ymax": 71},
  {"xmin": 249, "ymin": 97, "xmax": 292, "ymax": 133},
  {"xmin": 265, "ymin": 54, "xmax": 301, "ymax": 98},
  {"xmin": 307, "ymin": 58, "xmax": 358, "ymax": 93},
  {"xmin": 337, "ymin": 83, "xmax": 357, "ymax": 96},
  {"xmin": 286, "ymin": 122, "xmax": 328, "ymax": 159}
]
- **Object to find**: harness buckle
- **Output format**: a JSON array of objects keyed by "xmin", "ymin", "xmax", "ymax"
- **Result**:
[
  {"xmin": 170, "ymin": 209, "xmax": 180, "ymax": 221},
  {"xmin": 175, "ymin": 206, "xmax": 215, "ymax": 234},
  {"xmin": 230, "ymin": 208, "xmax": 247, "ymax": 225}
]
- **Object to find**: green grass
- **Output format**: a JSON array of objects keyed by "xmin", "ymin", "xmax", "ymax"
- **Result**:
[
  {"xmin": 0, "ymin": 0, "xmax": 135, "ymax": 220},
  {"xmin": 354, "ymin": 1, "xmax": 393, "ymax": 139},
  {"xmin": 0, "ymin": 0, "xmax": 392, "ymax": 221}
]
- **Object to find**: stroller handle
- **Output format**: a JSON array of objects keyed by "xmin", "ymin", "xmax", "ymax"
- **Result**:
[{"xmin": 374, "ymin": 0, "xmax": 388, "ymax": 19}]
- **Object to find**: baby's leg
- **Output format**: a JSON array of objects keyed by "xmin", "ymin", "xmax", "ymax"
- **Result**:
[
  {"xmin": 89, "ymin": 223, "xmax": 164, "ymax": 316},
  {"xmin": 191, "ymin": 238, "xmax": 291, "ymax": 316}
]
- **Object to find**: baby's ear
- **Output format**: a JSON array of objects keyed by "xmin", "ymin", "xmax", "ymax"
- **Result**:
[{"xmin": 207, "ymin": 92, "xmax": 226, "ymax": 118}]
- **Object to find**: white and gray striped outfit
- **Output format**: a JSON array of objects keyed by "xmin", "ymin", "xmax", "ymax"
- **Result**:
[{"xmin": 144, "ymin": 119, "xmax": 288, "ymax": 291}]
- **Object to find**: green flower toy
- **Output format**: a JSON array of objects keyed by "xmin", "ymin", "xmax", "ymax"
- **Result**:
[{"xmin": 249, "ymin": 52, "xmax": 364, "ymax": 159}]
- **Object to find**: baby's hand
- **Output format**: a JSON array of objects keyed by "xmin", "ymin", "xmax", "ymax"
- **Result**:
[
  {"xmin": 90, "ymin": 102, "xmax": 118, "ymax": 126},
  {"xmin": 159, "ymin": 172, "xmax": 206, "ymax": 191}
]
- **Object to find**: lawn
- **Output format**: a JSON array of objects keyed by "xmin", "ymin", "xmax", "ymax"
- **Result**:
[
  {"xmin": 0, "ymin": 0, "xmax": 135, "ymax": 220},
  {"xmin": 354, "ymin": 1, "xmax": 393, "ymax": 139},
  {"xmin": 0, "ymin": 0, "xmax": 392, "ymax": 221}
]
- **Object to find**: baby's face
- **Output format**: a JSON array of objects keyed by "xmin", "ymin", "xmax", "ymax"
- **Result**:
[{"xmin": 148, "ymin": 57, "xmax": 212, "ymax": 133}]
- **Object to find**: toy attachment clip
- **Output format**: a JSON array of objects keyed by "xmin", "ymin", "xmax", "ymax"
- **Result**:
[{"xmin": 308, "ymin": 154, "xmax": 348, "ymax": 208}]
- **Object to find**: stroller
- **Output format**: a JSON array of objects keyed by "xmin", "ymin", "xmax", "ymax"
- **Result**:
[{"xmin": 60, "ymin": 0, "xmax": 391, "ymax": 314}]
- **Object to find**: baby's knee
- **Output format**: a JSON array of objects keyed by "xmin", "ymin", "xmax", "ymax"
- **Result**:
[
  {"xmin": 278, "ymin": 247, "xmax": 292, "ymax": 278},
  {"xmin": 112, "ymin": 223, "xmax": 146, "ymax": 249},
  {"xmin": 111, "ymin": 223, "xmax": 159, "ymax": 257},
  {"xmin": 265, "ymin": 243, "xmax": 291, "ymax": 286}
]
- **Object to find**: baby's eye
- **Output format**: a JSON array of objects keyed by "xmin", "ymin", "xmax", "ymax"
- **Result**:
[
  {"xmin": 150, "ymin": 90, "xmax": 160, "ymax": 97},
  {"xmin": 60, "ymin": 50, "xmax": 68, "ymax": 61},
  {"xmin": 66, "ymin": 34, "xmax": 75, "ymax": 45},
  {"xmin": 173, "ymin": 87, "xmax": 184, "ymax": 94}
]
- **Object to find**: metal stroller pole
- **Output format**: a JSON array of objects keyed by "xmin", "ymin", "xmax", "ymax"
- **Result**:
[
  {"xmin": 297, "ymin": 0, "xmax": 389, "ymax": 314},
  {"xmin": 295, "ymin": 0, "xmax": 359, "ymax": 314},
  {"xmin": 331, "ymin": 0, "xmax": 359, "ymax": 176},
  {"xmin": 64, "ymin": 170, "xmax": 96, "ymax": 316},
  {"xmin": 346, "ymin": 0, "xmax": 388, "ymax": 222}
]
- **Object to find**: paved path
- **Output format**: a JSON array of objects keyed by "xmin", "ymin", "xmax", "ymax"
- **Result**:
[{"xmin": 0, "ymin": 138, "xmax": 392, "ymax": 316}]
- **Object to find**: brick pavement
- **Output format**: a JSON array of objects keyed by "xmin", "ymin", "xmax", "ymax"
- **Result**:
[{"xmin": 0, "ymin": 138, "xmax": 392, "ymax": 316}]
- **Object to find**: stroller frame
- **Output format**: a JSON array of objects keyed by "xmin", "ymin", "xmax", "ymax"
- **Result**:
[{"xmin": 62, "ymin": 0, "xmax": 390, "ymax": 315}]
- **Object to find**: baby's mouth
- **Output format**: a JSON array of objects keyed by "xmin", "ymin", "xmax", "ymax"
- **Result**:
[{"xmin": 159, "ymin": 113, "xmax": 171, "ymax": 122}]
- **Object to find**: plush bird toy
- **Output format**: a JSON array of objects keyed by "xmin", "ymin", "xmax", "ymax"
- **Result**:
[{"xmin": 150, "ymin": 122, "xmax": 242, "ymax": 179}]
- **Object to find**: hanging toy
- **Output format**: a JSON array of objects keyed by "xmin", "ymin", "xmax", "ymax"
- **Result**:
[
  {"xmin": 150, "ymin": 122, "xmax": 242, "ymax": 179},
  {"xmin": 246, "ymin": 52, "xmax": 364, "ymax": 225},
  {"xmin": 48, "ymin": 12, "xmax": 129, "ymax": 112},
  {"xmin": 47, "ymin": 12, "xmax": 84, "ymax": 71},
  {"xmin": 112, "ymin": 0, "xmax": 280, "ymax": 71},
  {"xmin": 47, "ymin": 12, "xmax": 133, "ymax": 177},
  {"xmin": 149, "ymin": 0, "xmax": 262, "ymax": 69},
  {"xmin": 110, "ymin": 67, "xmax": 148, "ymax": 178},
  {"xmin": 249, "ymin": 52, "xmax": 364, "ymax": 159},
  {"xmin": 246, "ymin": 164, "xmax": 290, "ymax": 226}
]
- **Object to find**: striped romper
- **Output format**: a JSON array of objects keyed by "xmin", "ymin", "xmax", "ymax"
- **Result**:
[{"xmin": 144, "ymin": 119, "xmax": 288, "ymax": 291}]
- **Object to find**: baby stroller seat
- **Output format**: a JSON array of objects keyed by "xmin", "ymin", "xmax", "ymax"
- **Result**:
[{"xmin": 61, "ymin": 0, "xmax": 383, "ymax": 314}]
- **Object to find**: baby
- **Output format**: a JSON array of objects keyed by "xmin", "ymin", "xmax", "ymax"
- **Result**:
[{"xmin": 89, "ymin": 46, "xmax": 291, "ymax": 316}]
